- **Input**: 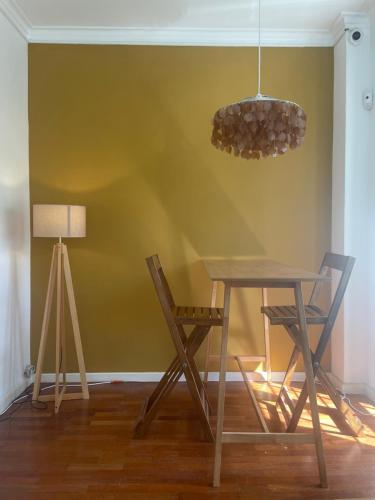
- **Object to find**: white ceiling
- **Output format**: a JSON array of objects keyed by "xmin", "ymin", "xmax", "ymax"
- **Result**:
[
  {"xmin": 13, "ymin": 0, "xmax": 372, "ymax": 29},
  {"xmin": 0, "ymin": 0, "xmax": 373, "ymax": 45}
]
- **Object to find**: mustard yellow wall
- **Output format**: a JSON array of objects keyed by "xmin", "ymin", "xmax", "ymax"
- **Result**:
[{"xmin": 28, "ymin": 44, "xmax": 333, "ymax": 373}]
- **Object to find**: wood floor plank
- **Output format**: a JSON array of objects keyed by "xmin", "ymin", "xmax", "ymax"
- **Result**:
[{"xmin": 0, "ymin": 382, "xmax": 374, "ymax": 499}]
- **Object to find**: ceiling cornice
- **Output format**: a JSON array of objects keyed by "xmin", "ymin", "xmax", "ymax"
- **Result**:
[
  {"xmin": 0, "ymin": 0, "xmax": 369, "ymax": 48},
  {"xmin": 0, "ymin": 0, "xmax": 30, "ymax": 39},
  {"xmin": 27, "ymin": 26, "xmax": 334, "ymax": 47}
]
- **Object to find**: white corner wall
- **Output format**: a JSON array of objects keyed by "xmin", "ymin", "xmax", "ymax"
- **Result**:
[
  {"xmin": 367, "ymin": 3, "xmax": 375, "ymax": 398},
  {"xmin": 331, "ymin": 11, "xmax": 375, "ymax": 400},
  {"xmin": 0, "ymin": 11, "xmax": 30, "ymax": 412}
]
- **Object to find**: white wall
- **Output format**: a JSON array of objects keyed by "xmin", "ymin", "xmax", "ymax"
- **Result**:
[
  {"xmin": 0, "ymin": 11, "xmax": 30, "ymax": 412},
  {"xmin": 367, "ymin": 3, "xmax": 375, "ymax": 398},
  {"xmin": 331, "ymin": 11, "xmax": 375, "ymax": 400},
  {"xmin": 331, "ymin": 33, "xmax": 347, "ymax": 384}
]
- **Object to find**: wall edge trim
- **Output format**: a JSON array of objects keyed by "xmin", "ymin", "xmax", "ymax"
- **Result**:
[{"xmin": 27, "ymin": 26, "xmax": 334, "ymax": 47}]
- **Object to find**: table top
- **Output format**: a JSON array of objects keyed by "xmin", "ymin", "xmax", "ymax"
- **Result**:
[{"xmin": 203, "ymin": 258, "xmax": 330, "ymax": 284}]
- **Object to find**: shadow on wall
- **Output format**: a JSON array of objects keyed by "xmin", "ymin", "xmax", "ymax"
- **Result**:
[
  {"xmin": 115, "ymin": 80, "xmax": 267, "ymax": 360},
  {"xmin": 0, "ymin": 200, "xmax": 28, "ymax": 406},
  {"xmin": 138, "ymin": 120, "xmax": 264, "ymax": 258},
  {"xmin": 30, "ymin": 153, "xmax": 265, "ymax": 372},
  {"xmin": 30, "ymin": 69, "xmax": 266, "ymax": 371}
]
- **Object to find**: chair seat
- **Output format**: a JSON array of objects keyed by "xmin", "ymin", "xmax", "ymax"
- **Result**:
[
  {"xmin": 173, "ymin": 306, "xmax": 224, "ymax": 326},
  {"xmin": 261, "ymin": 304, "xmax": 328, "ymax": 325}
]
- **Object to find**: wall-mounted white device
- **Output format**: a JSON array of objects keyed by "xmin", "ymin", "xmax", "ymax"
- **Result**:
[{"xmin": 363, "ymin": 90, "xmax": 373, "ymax": 111}]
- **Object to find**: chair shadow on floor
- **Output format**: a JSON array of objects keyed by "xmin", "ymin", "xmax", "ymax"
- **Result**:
[{"xmin": 250, "ymin": 381, "xmax": 375, "ymax": 442}]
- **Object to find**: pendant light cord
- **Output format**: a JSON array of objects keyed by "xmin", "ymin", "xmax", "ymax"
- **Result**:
[{"xmin": 257, "ymin": 0, "xmax": 261, "ymax": 96}]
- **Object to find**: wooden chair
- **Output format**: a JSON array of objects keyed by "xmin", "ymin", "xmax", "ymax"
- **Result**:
[
  {"xmin": 261, "ymin": 252, "xmax": 364, "ymax": 436},
  {"xmin": 134, "ymin": 255, "xmax": 224, "ymax": 441}
]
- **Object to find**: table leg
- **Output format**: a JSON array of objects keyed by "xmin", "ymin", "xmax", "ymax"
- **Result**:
[
  {"xmin": 213, "ymin": 284, "xmax": 231, "ymax": 487},
  {"xmin": 294, "ymin": 282, "xmax": 327, "ymax": 488},
  {"xmin": 204, "ymin": 281, "xmax": 218, "ymax": 384}
]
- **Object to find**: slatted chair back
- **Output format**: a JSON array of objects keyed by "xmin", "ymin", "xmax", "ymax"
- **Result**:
[
  {"xmin": 146, "ymin": 254, "xmax": 177, "ymax": 324},
  {"xmin": 308, "ymin": 252, "xmax": 355, "ymax": 359}
]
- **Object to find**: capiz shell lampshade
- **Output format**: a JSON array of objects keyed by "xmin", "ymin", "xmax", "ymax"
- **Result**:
[
  {"xmin": 211, "ymin": 0, "xmax": 307, "ymax": 160},
  {"xmin": 211, "ymin": 95, "xmax": 306, "ymax": 159},
  {"xmin": 33, "ymin": 204, "xmax": 86, "ymax": 238}
]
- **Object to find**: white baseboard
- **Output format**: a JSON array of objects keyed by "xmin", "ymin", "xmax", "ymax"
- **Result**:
[
  {"xmin": 365, "ymin": 385, "xmax": 375, "ymax": 403},
  {"xmin": 329, "ymin": 372, "xmax": 365, "ymax": 394},
  {"xmin": 0, "ymin": 380, "xmax": 30, "ymax": 414},
  {"xmin": 8, "ymin": 372, "xmax": 374, "ymax": 408},
  {"xmin": 329, "ymin": 372, "xmax": 375, "ymax": 402},
  {"xmin": 39, "ymin": 372, "xmax": 375, "ymax": 403},
  {"xmin": 40, "ymin": 371, "xmax": 306, "ymax": 384}
]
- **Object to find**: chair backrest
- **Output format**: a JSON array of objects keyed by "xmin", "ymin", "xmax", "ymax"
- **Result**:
[
  {"xmin": 146, "ymin": 254, "xmax": 177, "ymax": 326},
  {"xmin": 309, "ymin": 252, "xmax": 355, "ymax": 358},
  {"xmin": 309, "ymin": 252, "xmax": 355, "ymax": 309}
]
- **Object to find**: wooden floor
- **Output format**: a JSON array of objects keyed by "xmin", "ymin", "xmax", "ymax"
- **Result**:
[{"xmin": 1, "ymin": 381, "xmax": 375, "ymax": 499}]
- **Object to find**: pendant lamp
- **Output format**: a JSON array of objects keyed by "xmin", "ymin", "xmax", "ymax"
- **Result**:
[{"xmin": 211, "ymin": 0, "xmax": 307, "ymax": 160}]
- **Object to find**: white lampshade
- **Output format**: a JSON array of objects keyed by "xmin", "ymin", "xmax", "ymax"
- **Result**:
[{"xmin": 33, "ymin": 204, "xmax": 86, "ymax": 238}]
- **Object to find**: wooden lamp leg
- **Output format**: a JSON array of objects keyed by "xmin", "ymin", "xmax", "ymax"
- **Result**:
[
  {"xmin": 62, "ymin": 243, "xmax": 89, "ymax": 399},
  {"xmin": 61, "ymin": 250, "xmax": 67, "ymax": 390},
  {"xmin": 33, "ymin": 241, "xmax": 89, "ymax": 410},
  {"xmin": 54, "ymin": 243, "xmax": 63, "ymax": 412},
  {"xmin": 32, "ymin": 245, "xmax": 58, "ymax": 401}
]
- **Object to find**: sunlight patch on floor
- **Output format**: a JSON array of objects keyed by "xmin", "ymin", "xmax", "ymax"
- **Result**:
[{"xmin": 247, "ymin": 381, "xmax": 375, "ymax": 446}]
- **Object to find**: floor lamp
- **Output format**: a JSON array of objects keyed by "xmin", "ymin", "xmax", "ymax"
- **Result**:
[{"xmin": 32, "ymin": 204, "xmax": 89, "ymax": 413}]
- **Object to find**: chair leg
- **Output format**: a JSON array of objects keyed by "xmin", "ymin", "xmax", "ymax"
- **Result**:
[
  {"xmin": 187, "ymin": 326, "xmax": 213, "ymax": 413},
  {"xmin": 139, "ymin": 326, "xmax": 203, "ymax": 414},
  {"xmin": 285, "ymin": 322, "xmax": 363, "ymax": 436},
  {"xmin": 279, "ymin": 324, "xmax": 308, "ymax": 433},
  {"xmin": 277, "ymin": 345, "xmax": 300, "ymax": 406},
  {"xmin": 285, "ymin": 350, "xmax": 364, "ymax": 437},
  {"xmin": 317, "ymin": 367, "xmax": 364, "ymax": 436},
  {"xmin": 134, "ymin": 325, "xmax": 213, "ymax": 440},
  {"xmin": 134, "ymin": 358, "xmax": 183, "ymax": 438},
  {"xmin": 182, "ymin": 357, "xmax": 214, "ymax": 441},
  {"xmin": 174, "ymin": 326, "xmax": 214, "ymax": 441},
  {"xmin": 276, "ymin": 345, "xmax": 300, "ymax": 425},
  {"xmin": 148, "ymin": 356, "xmax": 180, "ymax": 407},
  {"xmin": 287, "ymin": 381, "xmax": 308, "ymax": 433}
]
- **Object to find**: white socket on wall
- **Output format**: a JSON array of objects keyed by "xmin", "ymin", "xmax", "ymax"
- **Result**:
[{"xmin": 363, "ymin": 90, "xmax": 373, "ymax": 111}]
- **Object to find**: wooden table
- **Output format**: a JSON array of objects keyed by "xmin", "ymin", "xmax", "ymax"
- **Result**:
[{"xmin": 203, "ymin": 258, "xmax": 330, "ymax": 488}]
